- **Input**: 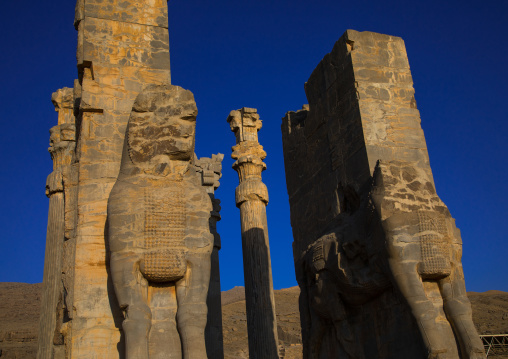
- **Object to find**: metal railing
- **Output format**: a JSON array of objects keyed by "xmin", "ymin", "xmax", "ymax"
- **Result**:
[{"xmin": 480, "ymin": 334, "xmax": 508, "ymax": 357}]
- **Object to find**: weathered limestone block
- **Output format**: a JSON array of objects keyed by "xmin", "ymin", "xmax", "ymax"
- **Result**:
[
  {"xmin": 75, "ymin": 0, "xmax": 171, "ymax": 72},
  {"xmin": 75, "ymin": 0, "xmax": 169, "ymax": 29},
  {"xmin": 108, "ymin": 84, "xmax": 213, "ymax": 359},
  {"xmin": 64, "ymin": 1, "xmax": 172, "ymax": 357},
  {"xmin": 77, "ymin": 18, "xmax": 171, "ymax": 71},
  {"xmin": 228, "ymin": 108, "xmax": 280, "ymax": 359},
  {"xmin": 282, "ymin": 30, "xmax": 484, "ymax": 358}
]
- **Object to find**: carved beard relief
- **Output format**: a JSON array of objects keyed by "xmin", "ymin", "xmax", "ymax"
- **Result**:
[
  {"xmin": 417, "ymin": 211, "xmax": 452, "ymax": 279},
  {"xmin": 140, "ymin": 180, "xmax": 187, "ymax": 282}
]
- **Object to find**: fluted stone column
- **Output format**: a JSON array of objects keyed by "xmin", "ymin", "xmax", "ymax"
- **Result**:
[
  {"xmin": 38, "ymin": 179, "xmax": 65, "ymax": 359},
  {"xmin": 37, "ymin": 88, "xmax": 76, "ymax": 359},
  {"xmin": 195, "ymin": 154, "xmax": 225, "ymax": 359},
  {"xmin": 228, "ymin": 108, "xmax": 280, "ymax": 359}
]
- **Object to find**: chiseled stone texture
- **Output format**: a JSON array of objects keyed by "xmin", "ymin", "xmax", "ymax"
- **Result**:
[
  {"xmin": 108, "ymin": 84, "xmax": 213, "ymax": 359},
  {"xmin": 282, "ymin": 30, "xmax": 484, "ymax": 358},
  {"xmin": 76, "ymin": 0, "xmax": 170, "ymax": 28},
  {"xmin": 39, "ymin": 2, "xmax": 226, "ymax": 357},
  {"xmin": 46, "ymin": 1, "xmax": 172, "ymax": 358}
]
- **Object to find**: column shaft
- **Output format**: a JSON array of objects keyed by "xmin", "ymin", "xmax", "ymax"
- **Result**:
[
  {"xmin": 239, "ymin": 200, "xmax": 278, "ymax": 358},
  {"xmin": 37, "ymin": 192, "xmax": 65, "ymax": 359},
  {"xmin": 228, "ymin": 107, "xmax": 280, "ymax": 359}
]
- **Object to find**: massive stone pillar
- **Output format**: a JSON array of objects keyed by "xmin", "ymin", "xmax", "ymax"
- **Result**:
[
  {"xmin": 68, "ymin": 1, "xmax": 172, "ymax": 357},
  {"xmin": 39, "ymin": 2, "xmax": 224, "ymax": 358},
  {"xmin": 281, "ymin": 30, "xmax": 485, "ymax": 359},
  {"xmin": 228, "ymin": 108, "xmax": 280, "ymax": 359},
  {"xmin": 37, "ymin": 88, "xmax": 76, "ymax": 359},
  {"xmin": 195, "ymin": 154, "xmax": 225, "ymax": 359}
]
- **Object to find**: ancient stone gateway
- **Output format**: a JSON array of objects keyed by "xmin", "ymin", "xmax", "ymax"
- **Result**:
[
  {"xmin": 37, "ymin": 1, "xmax": 224, "ymax": 358},
  {"xmin": 281, "ymin": 30, "xmax": 485, "ymax": 359}
]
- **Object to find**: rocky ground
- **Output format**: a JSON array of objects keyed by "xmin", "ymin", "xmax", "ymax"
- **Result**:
[
  {"xmin": 0, "ymin": 283, "xmax": 506, "ymax": 358},
  {"xmin": 221, "ymin": 286, "xmax": 302, "ymax": 359},
  {"xmin": 469, "ymin": 290, "xmax": 508, "ymax": 335},
  {"xmin": 0, "ymin": 283, "xmax": 42, "ymax": 359}
]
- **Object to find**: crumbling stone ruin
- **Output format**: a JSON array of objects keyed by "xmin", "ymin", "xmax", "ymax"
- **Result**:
[
  {"xmin": 37, "ymin": 2, "xmax": 485, "ymax": 358},
  {"xmin": 37, "ymin": 1, "xmax": 223, "ymax": 358},
  {"xmin": 281, "ymin": 30, "xmax": 485, "ymax": 358}
]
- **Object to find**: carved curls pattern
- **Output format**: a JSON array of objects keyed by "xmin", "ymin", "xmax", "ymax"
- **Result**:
[
  {"xmin": 417, "ymin": 211, "xmax": 451, "ymax": 279},
  {"xmin": 141, "ymin": 181, "xmax": 187, "ymax": 282}
]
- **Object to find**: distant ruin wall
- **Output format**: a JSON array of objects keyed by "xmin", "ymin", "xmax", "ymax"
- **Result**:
[{"xmin": 282, "ymin": 30, "xmax": 484, "ymax": 359}]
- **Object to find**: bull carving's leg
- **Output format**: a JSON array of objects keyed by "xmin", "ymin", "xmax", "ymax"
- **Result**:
[
  {"xmin": 148, "ymin": 284, "xmax": 181, "ymax": 359},
  {"xmin": 308, "ymin": 308, "xmax": 326, "ymax": 359},
  {"xmin": 298, "ymin": 282, "xmax": 313, "ymax": 359},
  {"xmin": 306, "ymin": 271, "xmax": 325, "ymax": 359},
  {"xmin": 176, "ymin": 252, "xmax": 211, "ymax": 359},
  {"xmin": 110, "ymin": 252, "xmax": 151, "ymax": 359},
  {"xmin": 439, "ymin": 271, "xmax": 485, "ymax": 358},
  {"xmin": 381, "ymin": 215, "xmax": 450, "ymax": 358},
  {"xmin": 308, "ymin": 270, "xmax": 353, "ymax": 359},
  {"xmin": 388, "ymin": 258, "xmax": 449, "ymax": 358}
]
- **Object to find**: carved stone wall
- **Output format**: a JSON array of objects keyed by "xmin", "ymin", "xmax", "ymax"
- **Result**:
[
  {"xmin": 39, "ymin": 2, "xmax": 226, "ymax": 358},
  {"xmin": 66, "ymin": 1, "xmax": 172, "ymax": 357},
  {"xmin": 37, "ymin": 1, "xmax": 225, "ymax": 358},
  {"xmin": 282, "ymin": 30, "xmax": 484, "ymax": 358}
]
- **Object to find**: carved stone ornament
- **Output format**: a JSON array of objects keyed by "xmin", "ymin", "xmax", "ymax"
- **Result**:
[{"xmin": 108, "ymin": 84, "xmax": 213, "ymax": 359}]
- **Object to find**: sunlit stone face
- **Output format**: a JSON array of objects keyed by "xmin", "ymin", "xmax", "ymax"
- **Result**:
[{"xmin": 128, "ymin": 85, "xmax": 197, "ymax": 167}]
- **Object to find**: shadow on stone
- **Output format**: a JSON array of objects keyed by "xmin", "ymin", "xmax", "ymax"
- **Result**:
[{"xmin": 104, "ymin": 217, "xmax": 126, "ymax": 359}]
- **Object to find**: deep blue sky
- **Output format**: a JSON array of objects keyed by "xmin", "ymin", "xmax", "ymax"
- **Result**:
[{"xmin": 0, "ymin": 0, "xmax": 506, "ymax": 293}]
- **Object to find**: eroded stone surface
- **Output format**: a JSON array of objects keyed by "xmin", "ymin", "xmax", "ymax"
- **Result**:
[
  {"xmin": 38, "ymin": 1, "xmax": 223, "ymax": 358},
  {"xmin": 371, "ymin": 160, "xmax": 485, "ymax": 358},
  {"xmin": 59, "ymin": 2, "xmax": 172, "ymax": 358},
  {"xmin": 282, "ymin": 30, "xmax": 484, "ymax": 358},
  {"xmin": 108, "ymin": 84, "xmax": 213, "ymax": 359}
]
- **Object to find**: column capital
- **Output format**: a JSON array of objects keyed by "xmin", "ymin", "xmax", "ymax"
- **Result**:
[
  {"xmin": 48, "ymin": 124, "xmax": 76, "ymax": 169},
  {"xmin": 227, "ymin": 107, "xmax": 262, "ymax": 144}
]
